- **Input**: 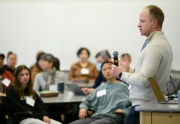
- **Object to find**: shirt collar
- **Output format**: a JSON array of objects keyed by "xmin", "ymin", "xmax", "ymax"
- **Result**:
[{"xmin": 146, "ymin": 31, "xmax": 165, "ymax": 43}]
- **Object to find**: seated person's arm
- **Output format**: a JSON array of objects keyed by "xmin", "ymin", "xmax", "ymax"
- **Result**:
[
  {"xmin": 0, "ymin": 92, "xmax": 6, "ymax": 97},
  {"xmin": 70, "ymin": 77, "xmax": 89, "ymax": 82},
  {"xmin": 33, "ymin": 75, "xmax": 40, "ymax": 94},
  {"xmin": 115, "ymin": 103, "xmax": 131, "ymax": 118},
  {"xmin": 79, "ymin": 90, "xmax": 98, "ymax": 119},
  {"xmin": 34, "ymin": 92, "xmax": 49, "ymax": 122},
  {"xmin": 6, "ymin": 87, "xmax": 29, "ymax": 113},
  {"xmin": 69, "ymin": 65, "xmax": 76, "ymax": 81},
  {"xmin": 81, "ymin": 88, "xmax": 95, "ymax": 94}
]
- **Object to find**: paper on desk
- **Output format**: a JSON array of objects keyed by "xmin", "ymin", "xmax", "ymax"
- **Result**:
[{"xmin": 49, "ymin": 84, "xmax": 58, "ymax": 91}]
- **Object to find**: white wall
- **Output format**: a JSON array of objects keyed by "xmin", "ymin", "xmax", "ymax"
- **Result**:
[{"xmin": 0, "ymin": 0, "xmax": 179, "ymax": 70}]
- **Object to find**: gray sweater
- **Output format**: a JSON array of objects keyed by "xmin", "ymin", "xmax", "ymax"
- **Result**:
[
  {"xmin": 121, "ymin": 31, "xmax": 173, "ymax": 106},
  {"xmin": 80, "ymin": 81, "xmax": 131, "ymax": 122},
  {"xmin": 33, "ymin": 71, "xmax": 67, "ymax": 93}
]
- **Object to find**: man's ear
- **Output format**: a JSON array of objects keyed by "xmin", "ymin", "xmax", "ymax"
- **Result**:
[{"xmin": 153, "ymin": 19, "xmax": 158, "ymax": 28}]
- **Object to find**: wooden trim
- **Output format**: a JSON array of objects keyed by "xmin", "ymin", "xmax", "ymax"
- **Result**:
[{"xmin": 140, "ymin": 112, "xmax": 152, "ymax": 124}]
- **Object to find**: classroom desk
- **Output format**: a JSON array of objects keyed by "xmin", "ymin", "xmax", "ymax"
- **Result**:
[
  {"xmin": 135, "ymin": 100, "xmax": 180, "ymax": 124},
  {"xmin": 41, "ymin": 91, "xmax": 87, "ymax": 105},
  {"xmin": 67, "ymin": 81, "xmax": 94, "ymax": 88}
]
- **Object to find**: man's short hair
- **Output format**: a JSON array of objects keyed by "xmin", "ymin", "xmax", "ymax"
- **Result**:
[
  {"xmin": 95, "ymin": 50, "xmax": 111, "ymax": 60},
  {"xmin": 145, "ymin": 5, "xmax": 164, "ymax": 28},
  {"xmin": 121, "ymin": 53, "xmax": 131, "ymax": 62}
]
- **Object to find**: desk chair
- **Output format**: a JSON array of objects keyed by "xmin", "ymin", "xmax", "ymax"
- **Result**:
[
  {"xmin": 87, "ymin": 109, "xmax": 125, "ymax": 124},
  {"xmin": 0, "ymin": 96, "xmax": 33, "ymax": 124}
]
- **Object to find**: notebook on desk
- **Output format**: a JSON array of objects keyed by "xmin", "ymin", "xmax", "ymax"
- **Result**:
[
  {"xmin": 148, "ymin": 78, "xmax": 177, "ymax": 104},
  {"xmin": 66, "ymin": 83, "xmax": 86, "ymax": 95}
]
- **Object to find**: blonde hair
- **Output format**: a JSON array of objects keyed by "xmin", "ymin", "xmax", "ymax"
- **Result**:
[{"xmin": 145, "ymin": 5, "xmax": 164, "ymax": 28}]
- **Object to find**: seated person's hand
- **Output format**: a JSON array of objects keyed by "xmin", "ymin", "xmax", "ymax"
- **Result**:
[
  {"xmin": 115, "ymin": 109, "xmax": 124, "ymax": 113},
  {"xmin": 0, "ymin": 92, "xmax": 6, "ymax": 97},
  {"xmin": 81, "ymin": 88, "xmax": 88, "ymax": 93},
  {"xmin": 43, "ymin": 116, "xmax": 50, "ymax": 123},
  {"xmin": 86, "ymin": 88, "xmax": 95, "ymax": 94},
  {"xmin": 81, "ymin": 88, "xmax": 95, "ymax": 94},
  {"xmin": 79, "ymin": 108, "xmax": 87, "ymax": 119}
]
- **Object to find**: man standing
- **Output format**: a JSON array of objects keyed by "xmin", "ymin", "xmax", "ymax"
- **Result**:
[{"xmin": 111, "ymin": 5, "xmax": 173, "ymax": 124}]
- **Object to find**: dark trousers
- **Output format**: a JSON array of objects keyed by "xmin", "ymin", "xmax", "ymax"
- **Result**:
[{"xmin": 125, "ymin": 106, "xmax": 139, "ymax": 124}]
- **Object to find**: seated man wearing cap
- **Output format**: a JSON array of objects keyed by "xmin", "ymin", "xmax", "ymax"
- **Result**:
[{"xmin": 33, "ymin": 53, "xmax": 67, "ymax": 93}]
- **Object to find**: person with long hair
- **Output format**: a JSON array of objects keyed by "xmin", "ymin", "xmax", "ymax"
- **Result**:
[
  {"xmin": 70, "ymin": 60, "xmax": 131, "ymax": 124},
  {"xmin": 6, "ymin": 65, "xmax": 62, "ymax": 124}
]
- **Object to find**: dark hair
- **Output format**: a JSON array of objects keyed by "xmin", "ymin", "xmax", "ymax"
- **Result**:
[
  {"xmin": 100, "ymin": 60, "xmax": 113, "ymax": 81},
  {"xmin": 101, "ymin": 60, "xmax": 112, "ymax": 71},
  {"xmin": 77, "ymin": 47, "xmax": 90, "ymax": 58},
  {"xmin": 36, "ymin": 52, "xmax": 45, "ymax": 70},
  {"xmin": 95, "ymin": 52, "xmax": 101, "ymax": 58},
  {"xmin": 121, "ymin": 53, "xmax": 131, "ymax": 62},
  {"xmin": 13, "ymin": 65, "xmax": 35, "ymax": 99},
  {"xmin": 40, "ymin": 53, "xmax": 54, "ymax": 63},
  {"xmin": 145, "ymin": 5, "xmax": 164, "ymax": 28},
  {"xmin": 53, "ymin": 57, "xmax": 60, "ymax": 71},
  {"xmin": 7, "ymin": 51, "xmax": 17, "ymax": 60},
  {"xmin": 36, "ymin": 52, "xmax": 45, "ymax": 63}
]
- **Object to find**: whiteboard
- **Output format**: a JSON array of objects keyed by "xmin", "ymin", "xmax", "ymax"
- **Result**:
[{"xmin": 0, "ymin": 0, "xmax": 179, "ymax": 70}]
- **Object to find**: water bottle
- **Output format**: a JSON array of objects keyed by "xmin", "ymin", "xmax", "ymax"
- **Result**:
[{"xmin": 178, "ymin": 90, "xmax": 180, "ymax": 107}]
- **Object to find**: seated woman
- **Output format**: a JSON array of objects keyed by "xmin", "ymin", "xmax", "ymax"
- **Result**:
[
  {"xmin": 81, "ymin": 50, "xmax": 111, "ymax": 94},
  {"xmin": 69, "ymin": 47, "xmax": 98, "ymax": 82},
  {"xmin": 30, "ymin": 51, "xmax": 45, "ymax": 83},
  {"xmin": 33, "ymin": 53, "xmax": 67, "ymax": 93},
  {"xmin": 70, "ymin": 60, "xmax": 131, "ymax": 124},
  {"xmin": 3, "ymin": 51, "xmax": 17, "ymax": 75},
  {"xmin": 6, "ymin": 65, "xmax": 62, "ymax": 124}
]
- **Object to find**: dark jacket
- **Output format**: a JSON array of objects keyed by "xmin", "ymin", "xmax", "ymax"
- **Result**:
[
  {"xmin": 92, "ymin": 71, "xmax": 106, "ymax": 88},
  {"xmin": 6, "ymin": 85, "xmax": 49, "ymax": 124},
  {"xmin": 92, "ymin": 72, "xmax": 122, "ymax": 89},
  {"xmin": 3, "ymin": 65, "xmax": 15, "ymax": 75}
]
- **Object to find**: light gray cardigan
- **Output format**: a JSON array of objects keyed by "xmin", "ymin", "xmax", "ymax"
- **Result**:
[
  {"xmin": 121, "ymin": 31, "xmax": 173, "ymax": 106},
  {"xmin": 33, "ymin": 71, "xmax": 67, "ymax": 93}
]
